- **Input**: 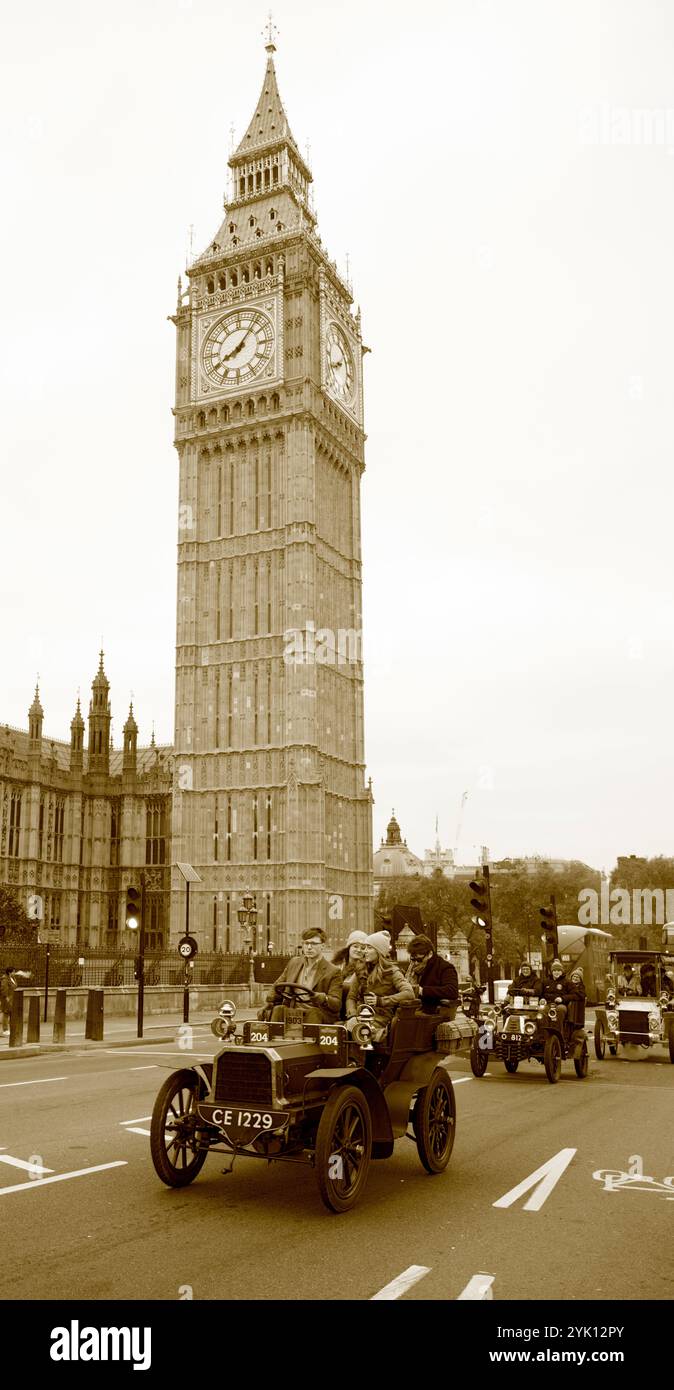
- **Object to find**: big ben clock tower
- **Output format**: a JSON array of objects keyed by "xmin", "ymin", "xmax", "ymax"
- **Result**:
[{"xmin": 170, "ymin": 32, "xmax": 373, "ymax": 952}]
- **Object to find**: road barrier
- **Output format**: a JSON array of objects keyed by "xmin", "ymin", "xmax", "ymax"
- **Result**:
[
  {"xmin": 53, "ymin": 988, "xmax": 67, "ymax": 1043},
  {"xmin": 26, "ymin": 993, "xmax": 41, "ymax": 1043},
  {"xmin": 85, "ymin": 988, "xmax": 104, "ymax": 1041}
]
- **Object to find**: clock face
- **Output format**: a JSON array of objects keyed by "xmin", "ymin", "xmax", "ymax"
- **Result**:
[
  {"xmin": 325, "ymin": 323, "xmax": 355, "ymax": 404},
  {"xmin": 201, "ymin": 308, "xmax": 275, "ymax": 388}
]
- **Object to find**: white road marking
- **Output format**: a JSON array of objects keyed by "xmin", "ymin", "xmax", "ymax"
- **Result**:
[
  {"xmin": 370, "ymin": 1265, "xmax": 431, "ymax": 1301},
  {"xmin": 0, "ymin": 1161, "xmax": 127, "ymax": 1196},
  {"xmin": 123, "ymin": 1127, "xmax": 151, "ymax": 1137},
  {"xmin": 493, "ymin": 1147, "xmax": 577, "ymax": 1212},
  {"xmin": 0, "ymin": 1155, "xmax": 53, "ymax": 1174},
  {"xmin": 129, "ymin": 1066, "xmax": 158, "ymax": 1071},
  {"xmin": 448, "ymin": 1077, "xmax": 472, "ymax": 1085},
  {"xmin": 0, "ymin": 1076, "xmax": 67, "ymax": 1089},
  {"xmin": 457, "ymin": 1273, "xmax": 495, "ymax": 1300},
  {"xmin": 103, "ymin": 1050, "xmax": 213, "ymax": 1059},
  {"xmin": 120, "ymin": 1115, "xmax": 152, "ymax": 1125}
]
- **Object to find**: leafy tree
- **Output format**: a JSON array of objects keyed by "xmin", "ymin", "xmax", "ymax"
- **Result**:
[{"xmin": 0, "ymin": 887, "xmax": 37, "ymax": 944}]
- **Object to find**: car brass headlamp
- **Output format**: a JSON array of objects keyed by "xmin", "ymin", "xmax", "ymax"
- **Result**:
[
  {"xmin": 524, "ymin": 1021, "xmax": 536, "ymax": 1035},
  {"xmin": 606, "ymin": 989, "xmax": 616, "ymax": 1007},
  {"xmin": 211, "ymin": 999, "xmax": 238, "ymax": 1039},
  {"xmin": 547, "ymin": 1006, "xmax": 557, "ymax": 1021},
  {"xmin": 352, "ymin": 1004, "xmax": 375, "ymax": 1049}
]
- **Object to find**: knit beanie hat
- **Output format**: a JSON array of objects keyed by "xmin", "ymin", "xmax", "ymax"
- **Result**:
[
  {"xmin": 366, "ymin": 931, "xmax": 392, "ymax": 956},
  {"xmin": 551, "ymin": 959, "xmax": 563, "ymax": 972},
  {"xmin": 408, "ymin": 934, "xmax": 434, "ymax": 958},
  {"xmin": 345, "ymin": 930, "xmax": 369, "ymax": 947}
]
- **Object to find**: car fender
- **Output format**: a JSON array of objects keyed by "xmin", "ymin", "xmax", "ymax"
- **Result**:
[{"xmin": 304, "ymin": 1066, "xmax": 394, "ymax": 1153}]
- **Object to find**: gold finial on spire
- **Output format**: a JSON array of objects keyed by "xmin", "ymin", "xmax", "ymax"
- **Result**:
[{"xmin": 263, "ymin": 10, "xmax": 278, "ymax": 53}]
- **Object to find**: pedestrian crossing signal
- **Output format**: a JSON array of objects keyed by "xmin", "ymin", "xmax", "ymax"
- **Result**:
[{"xmin": 126, "ymin": 886, "xmax": 141, "ymax": 931}]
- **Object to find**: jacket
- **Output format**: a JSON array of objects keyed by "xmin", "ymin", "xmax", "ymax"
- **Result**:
[
  {"xmin": 412, "ymin": 954, "xmax": 459, "ymax": 1008},
  {"xmin": 346, "ymin": 957, "xmax": 414, "ymax": 1021},
  {"xmin": 509, "ymin": 971, "xmax": 543, "ymax": 997},
  {"xmin": 267, "ymin": 955, "xmax": 342, "ymax": 1018}
]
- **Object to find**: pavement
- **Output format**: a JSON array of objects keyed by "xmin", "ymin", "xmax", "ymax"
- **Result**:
[{"xmin": 0, "ymin": 1006, "xmax": 260, "ymax": 1060}]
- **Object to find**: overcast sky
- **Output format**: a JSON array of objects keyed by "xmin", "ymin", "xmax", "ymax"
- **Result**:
[{"xmin": 1, "ymin": 0, "xmax": 673, "ymax": 873}]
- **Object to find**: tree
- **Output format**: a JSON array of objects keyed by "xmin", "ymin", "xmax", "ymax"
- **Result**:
[{"xmin": 0, "ymin": 887, "xmax": 37, "ymax": 944}]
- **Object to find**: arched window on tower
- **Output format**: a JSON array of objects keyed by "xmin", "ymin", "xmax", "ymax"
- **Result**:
[
  {"xmin": 247, "ymin": 399, "xmax": 255, "ymax": 418},
  {"xmin": 264, "ymin": 167, "xmax": 270, "ymax": 188},
  {"xmin": 230, "ymin": 270, "xmax": 238, "ymax": 287},
  {"xmin": 255, "ymin": 170, "xmax": 262, "ymax": 191},
  {"xmin": 272, "ymin": 164, "xmax": 279, "ymax": 185},
  {"xmin": 242, "ymin": 266, "xmax": 249, "ymax": 283},
  {"xmin": 198, "ymin": 411, "xmax": 206, "ymax": 428},
  {"xmin": 218, "ymin": 273, "xmax": 226, "ymax": 290},
  {"xmin": 207, "ymin": 277, "xmax": 215, "ymax": 294},
  {"xmin": 265, "ymin": 259, "xmax": 274, "ymax": 275}
]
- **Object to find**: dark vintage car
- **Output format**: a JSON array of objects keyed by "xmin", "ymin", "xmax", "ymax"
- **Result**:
[
  {"xmin": 150, "ymin": 987, "xmax": 476, "ymax": 1212},
  {"xmin": 469, "ymin": 986, "xmax": 589, "ymax": 1084},
  {"xmin": 594, "ymin": 950, "xmax": 674, "ymax": 1062}
]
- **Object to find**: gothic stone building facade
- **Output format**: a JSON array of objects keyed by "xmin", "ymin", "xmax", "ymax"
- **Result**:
[
  {"xmin": 0, "ymin": 659, "xmax": 172, "ymax": 948},
  {"xmin": 169, "ymin": 40, "xmax": 373, "ymax": 952}
]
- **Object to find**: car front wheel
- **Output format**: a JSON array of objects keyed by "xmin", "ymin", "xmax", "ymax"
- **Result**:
[
  {"xmin": 315, "ymin": 1085, "xmax": 372, "ymax": 1213},
  {"xmin": 150, "ymin": 1069, "xmax": 208, "ymax": 1187},
  {"xmin": 544, "ymin": 1033, "xmax": 562, "ymax": 1084},
  {"xmin": 412, "ymin": 1070, "xmax": 456, "ymax": 1174},
  {"xmin": 594, "ymin": 1020, "xmax": 606, "ymax": 1060},
  {"xmin": 574, "ymin": 1041, "xmax": 589, "ymax": 1078},
  {"xmin": 470, "ymin": 1032, "xmax": 488, "ymax": 1076}
]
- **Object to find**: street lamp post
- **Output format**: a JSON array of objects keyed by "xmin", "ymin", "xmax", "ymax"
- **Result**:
[{"xmin": 237, "ymin": 891, "xmax": 259, "ymax": 989}]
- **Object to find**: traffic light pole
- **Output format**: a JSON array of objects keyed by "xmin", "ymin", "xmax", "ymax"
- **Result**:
[
  {"xmin": 484, "ymin": 865, "xmax": 495, "ymax": 1005},
  {"xmin": 137, "ymin": 871, "xmax": 146, "ymax": 1039},
  {"xmin": 183, "ymin": 880, "xmax": 191, "ymax": 1025}
]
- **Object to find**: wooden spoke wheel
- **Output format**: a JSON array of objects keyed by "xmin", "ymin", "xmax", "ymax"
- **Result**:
[
  {"xmin": 315, "ymin": 1085, "xmax": 372, "ymax": 1214},
  {"xmin": 544, "ymin": 1033, "xmax": 562, "ymax": 1084},
  {"xmin": 593, "ymin": 1020, "xmax": 606, "ymax": 1060},
  {"xmin": 574, "ymin": 1040, "xmax": 589, "ymax": 1078},
  {"xmin": 412, "ymin": 1070, "xmax": 456, "ymax": 1174},
  {"xmin": 150, "ymin": 1069, "xmax": 208, "ymax": 1187},
  {"xmin": 470, "ymin": 1032, "xmax": 488, "ymax": 1076}
]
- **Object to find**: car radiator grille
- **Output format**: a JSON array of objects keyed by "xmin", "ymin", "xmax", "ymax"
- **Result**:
[
  {"xmin": 213, "ymin": 1052, "xmax": 273, "ymax": 1106},
  {"xmin": 619, "ymin": 1011, "xmax": 649, "ymax": 1039}
]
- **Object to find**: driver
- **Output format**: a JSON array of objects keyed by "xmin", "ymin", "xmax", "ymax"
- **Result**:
[
  {"xmin": 265, "ymin": 929, "xmax": 342, "ymax": 1023},
  {"xmin": 507, "ymin": 960, "xmax": 542, "ymax": 999}
]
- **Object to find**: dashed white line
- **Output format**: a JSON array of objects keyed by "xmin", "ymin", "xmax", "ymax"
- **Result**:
[
  {"xmin": 0, "ymin": 1076, "xmax": 67, "ymax": 1089},
  {"xmin": 129, "ymin": 1066, "xmax": 158, "ymax": 1071},
  {"xmin": 457, "ymin": 1273, "xmax": 495, "ymax": 1300},
  {"xmin": 370, "ymin": 1265, "xmax": 431, "ymax": 1301},
  {"xmin": 0, "ymin": 1161, "xmax": 127, "ymax": 1196},
  {"xmin": 0, "ymin": 1154, "xmax": 53, "ymax": 1174}
]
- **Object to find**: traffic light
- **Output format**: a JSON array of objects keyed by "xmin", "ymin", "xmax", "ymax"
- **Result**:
[
  {"xmin": 126, "ymin": 885, "xmax": 141, "ymax": 931},
  {"xmin": 539, "ymin": 900, "xmax": 558, "ymax": 964},
  {"xmin": 469, "ymin": 877, "xmax": 492, "ymax": 933}
]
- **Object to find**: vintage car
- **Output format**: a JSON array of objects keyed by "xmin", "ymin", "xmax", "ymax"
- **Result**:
[
  {"xmin": 150, "ymin": 987, "xmax": 477, "ymax": 1212},
  {"xmin": 594, "ymin": 950, "xmax": 674, "ymax": 1062},
  {"xmin": 468, "ymin": 987, "xmax": 589, "ymax": 1083}
]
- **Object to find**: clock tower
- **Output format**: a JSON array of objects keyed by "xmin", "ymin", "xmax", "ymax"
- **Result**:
[{"xmin": 170, "ymin": 35, "xmax": 373, "ymax": 952}]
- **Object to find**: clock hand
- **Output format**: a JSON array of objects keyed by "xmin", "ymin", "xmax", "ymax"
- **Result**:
[{"xmin": 223, "ymin": 331, "xmax": 250, "ymax": 361}]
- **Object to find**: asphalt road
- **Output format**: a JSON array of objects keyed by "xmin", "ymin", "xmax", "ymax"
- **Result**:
[{"xmin": 1, "ymin": 1025, "xmax": 673, "ymax": 1302}]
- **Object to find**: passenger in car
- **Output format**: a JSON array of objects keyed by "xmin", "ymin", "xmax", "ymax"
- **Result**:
[
  {"xmin": 639, "ymin": 961, "xmax": 657, "ymax": 998},
  {"xmin": 331, "ymin": 930, "xmax": 370, "ymax": 1018},
  {"xmin": 345, "ymin": 931, "xmax": 414, "ymax": 1039},
  {"xmin": 542, "ymin": 959, "xmax": 567, "ymax": 1002},
  {"xmin": 506, "ymin": 960, "xmax": 543, "ymax": 998},
  {"xmin": 405, "ymin": 935, "xmax": 459, "ymax": 1014}
]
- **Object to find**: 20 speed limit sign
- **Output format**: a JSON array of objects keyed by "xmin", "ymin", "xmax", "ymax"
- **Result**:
[{"xmin": 178, "ymin": 935, "xmax": 198, "ymax": 960}]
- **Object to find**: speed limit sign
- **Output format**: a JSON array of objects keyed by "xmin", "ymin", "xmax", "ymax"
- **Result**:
[{"xmin": 178, "ymin": 935, "xmax": 198, "ymax": 960}]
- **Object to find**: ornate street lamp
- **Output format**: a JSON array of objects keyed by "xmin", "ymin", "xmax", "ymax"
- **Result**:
[{"xmin": 237, "ymin": 890, "xmax": 259, "ymax": 986}]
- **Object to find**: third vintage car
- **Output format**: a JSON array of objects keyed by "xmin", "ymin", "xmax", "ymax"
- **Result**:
[
  {"xmin": 470, "ymin": 986, "xmax": 589, "ymax": 1083},
  {"xmin": 594, "ymin": 950, "xmax": 674, "ymax": 1062}
]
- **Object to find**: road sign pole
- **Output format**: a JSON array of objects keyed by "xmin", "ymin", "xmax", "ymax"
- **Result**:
[
  {"xmin": 484, "ymin": 865, "xmax": 494, "ymax": 1005},
  {"xmin": 137, "ymin": 872, "xmax": 146, "ymax": 1039}
]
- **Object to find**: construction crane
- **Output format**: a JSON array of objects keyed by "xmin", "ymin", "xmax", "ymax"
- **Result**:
[{"xmin": 454, "ymin": 790, "xmax": 469, "ymax": 855}]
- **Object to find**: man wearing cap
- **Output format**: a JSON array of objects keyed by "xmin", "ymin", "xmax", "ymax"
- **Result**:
[
  {"xmin": 406, "ymin": 936, "xmax": 459, "ymax": 1014},
  {"xmin": 264, "ymin": 928, "xmax": 342, "ymax": 1023}
]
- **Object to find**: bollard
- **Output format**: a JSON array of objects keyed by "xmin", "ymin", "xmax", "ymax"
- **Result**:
[
  {"xmin": 53, "ymin": 988, "xmax": 67, "ymax": 1044},
  {"xmin": 9, "ymin": 989, "xmax": 25, "ymax": 1048},
  {"xmin": 85, "ymin": 987, "xmax": 104, "ymax": 1042},
  {"xmin": 26, "ymin": 993, "xmax": 41, "ymax": 1044}
]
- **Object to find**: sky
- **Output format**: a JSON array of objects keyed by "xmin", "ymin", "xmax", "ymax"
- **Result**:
[{"xmin": 1, "ymin": 0, "xmax": 673, "ymax": 874}]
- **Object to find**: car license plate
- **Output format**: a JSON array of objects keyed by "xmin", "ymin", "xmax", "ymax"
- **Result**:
[{"xmin": 198, "ymin": 1103, "xmax": 289, "ymax": 1144}]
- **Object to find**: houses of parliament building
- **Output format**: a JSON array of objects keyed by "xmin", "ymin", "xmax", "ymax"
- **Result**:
[{"xmin": 0, "ymin": 36, "xmax": 374, "ymax": 954}]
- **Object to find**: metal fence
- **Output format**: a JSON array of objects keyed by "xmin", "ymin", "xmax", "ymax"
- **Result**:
[{"xmin": 0, "ymin": 945, "xmax": 290, "ymax": 989}]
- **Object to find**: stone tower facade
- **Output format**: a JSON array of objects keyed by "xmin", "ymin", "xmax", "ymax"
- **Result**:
[{"xmin": 170, "ymin": 39, "xmax": 373, "ymax": 953}]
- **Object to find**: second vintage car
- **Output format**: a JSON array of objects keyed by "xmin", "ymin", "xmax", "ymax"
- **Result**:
[{"xmin": 594, "ymin": 950, "xmax": 674, "ymax": 1062}]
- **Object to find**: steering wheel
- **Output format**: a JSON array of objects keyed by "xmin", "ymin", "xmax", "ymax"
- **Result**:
[{"xmin": 275, "ymin": 982, "xmax": 318, "ymax": 1006}]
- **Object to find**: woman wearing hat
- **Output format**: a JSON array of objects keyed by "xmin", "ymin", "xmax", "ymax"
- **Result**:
[
  {"xmin": 345, "ymin": 932, "xmax": 414, "ymax": 1039},
  {"xmin": 331, "ymin": 930, "xmax": 370, "ymax": 1017}
]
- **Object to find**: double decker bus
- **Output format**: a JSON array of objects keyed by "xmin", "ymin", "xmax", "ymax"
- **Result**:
[{"xmin": 558, "ymin": 925, "xmax": 612, "ymax": 1003}]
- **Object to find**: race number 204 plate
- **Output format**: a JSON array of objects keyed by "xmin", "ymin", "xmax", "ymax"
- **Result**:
[{"xmin": 198, "ymin": 1103, "xmax": 289, "ymax": 1146}]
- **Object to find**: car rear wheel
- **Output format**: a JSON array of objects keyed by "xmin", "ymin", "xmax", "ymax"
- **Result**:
[
  {"xmin": 668, "ymin": 1024, "xmax": 674, "ymax": 1064},
  {"xmin": 470, "ymin": 1032, "xmax": 488, "ymax": 1076},
  {"xmin": 315, "ymin": 1085, "xmax": 372, "ymax": 1213},
  {"xmin": 593, "ymin": 1020, "xmax": 606, "ymax": 1060},
  {"xmin": 150, "ymin": 1069, "xmax": 208, "ymax": 1187},
  {"xmin": 574, "ymin": 1041, "xmax": 589, "ymax": 1078},
  {"xmin": 504, "ymin": 1058, "xmax": 519, "ymax": 1074},
  {"xmin": 412, "ymin": 1070, "xmax": 456, "ymax": 1174},
  {"xmin": 544, "ymin": 1033, "xmax": 562, "ymax": 1084}
]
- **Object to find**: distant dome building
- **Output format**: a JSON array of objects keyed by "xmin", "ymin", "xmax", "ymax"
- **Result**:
[{"xmin": 373, "ymin": 811, "xmax": 424, "ymax": 891}]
